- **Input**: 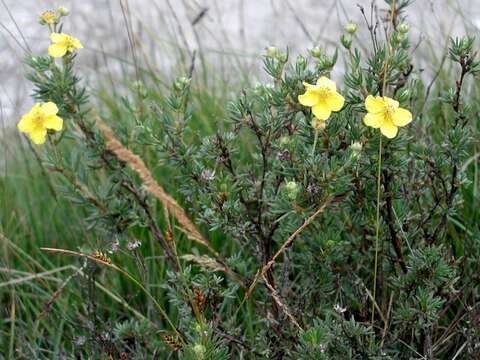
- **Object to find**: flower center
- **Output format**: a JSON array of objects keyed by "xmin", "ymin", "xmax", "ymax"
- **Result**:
[
  {"xmin": 32, "ymin": 111, "xmax": 45, "ymax": 127},
  {"xmin": 63, "ymin": 36, "xmax": 76, "ymax": 49},
  {"xmin": 383, "ymin": 104, "xmax": 395, "ymax": 120},
  {"xmin": 41, "ymin": 11, "xmax": 56, "ymax": 24},
  {"xmin": 316, "ymin": 86, "xmax": 331, "ymax": 100}
]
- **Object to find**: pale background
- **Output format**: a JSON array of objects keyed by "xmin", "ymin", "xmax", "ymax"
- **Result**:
[{"xmin": 0, "ymin": 0, "xmax": 478, "ymax": 128}]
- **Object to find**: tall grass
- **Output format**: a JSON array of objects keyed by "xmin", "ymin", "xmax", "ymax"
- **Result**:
[
  {"xmin": 1, "ymin": 1, "xmax": 480, "ymax": 358},
  {"xmin": 0, "ymin": 62, "xmax": 241, "ymax": 357}
]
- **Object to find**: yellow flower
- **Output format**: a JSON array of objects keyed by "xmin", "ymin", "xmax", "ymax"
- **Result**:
[
  {"xmin": 298, "ymin": 76, "xmax": 345, "ymax": 121},
  {"xmin": 48, "ymin": 32, "xmax": 83, "ymax": 58},
  {"xmin": 17, "ymin": 102, "xmax": 63, "ymax": 144},
  {"xmin": 363, "ymin": 95, "xmax": 413, "ymax": 138},
  {"xmin": 39, "ymin": 11, "xmax": 58, "ymax": 25}
]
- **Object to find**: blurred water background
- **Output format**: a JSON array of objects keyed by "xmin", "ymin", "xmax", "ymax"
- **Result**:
[{"xmin": 0, "ymin": 0, "xmax": 478, "ymax": 130}]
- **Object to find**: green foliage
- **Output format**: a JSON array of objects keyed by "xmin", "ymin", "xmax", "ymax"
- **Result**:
[{"xmin": 2, "ymin": 1, "xmax": 480, "ymax": 359}]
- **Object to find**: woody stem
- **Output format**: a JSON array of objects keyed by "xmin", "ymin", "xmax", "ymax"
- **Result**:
[
  {"xmin": 311, "ymin": 129, "xmax": 319, "ymax": 157},
  {"xmin": 370, "ymin": 134, "xmax": 383, "ymax": 346}
]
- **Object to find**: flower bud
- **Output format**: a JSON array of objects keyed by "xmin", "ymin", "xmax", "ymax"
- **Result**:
[
  {"xmin": 350, "ymin": 141, "xmax": 362, "ymax": 158},
  {"xmin": 309, "ymin": 46, "xmax": 322, "ymax": 58},
  {"xmin": 278, "ymin": 136, "xmax": 291, "ymax": 147},
  {"xmin": 325, "ymin": 240, "xmax": 336, "ymax": 249},
  {"xmin": 132, "ymin": 80, "xmax": 147, "ymax": 98},
  {"xmin": 193, "ymin": 344, "xmax": 206, "ymax": 360},
  {"xmin": 174, "ymin": 76, "xmax": 190, "ymax": 91},
  {"xmin": 311, "ymin": 117, "xmax": 326, "ymax": 130},
  {"xmin": 278, "ymin": 52, "xmax": 288, "ymax": 63},
  {"xmin": 345, "ymin": 22, "xmax": 357, "ymax": 34},
  {"xmin": 178, "ymin": 76, "xmax": 190, "ymax": 87},
  {"xmin": 398, "ymin": 23, "xmax": 409, "ymax": 34},
  {"xmin": 350, "ymin": 141, "xmax": 362, "ymax": 153},
  {"xmin": 284, "ymin": 180, "xmax": 300, "ymax": 200},
  {"xmin": 296, "ymin": 55, "xmax": 307, "ymax": 70},
  {"xmin": 266, "ymin": 46, "xmax": 278, "ymax": 58},
  {"xmin": 58, "ymin": 6, "xmax": 70, "ymax": 16}
]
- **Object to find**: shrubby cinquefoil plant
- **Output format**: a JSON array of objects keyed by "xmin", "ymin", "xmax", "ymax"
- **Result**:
[{"xmin": 16, "ymin": 1, "xmax": 480, "ymax": 358}]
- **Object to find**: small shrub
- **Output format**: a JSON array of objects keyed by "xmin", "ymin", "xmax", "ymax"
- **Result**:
[{"xmin": 6, "ymin": 1, "xmax": 480, "ymax": 358}]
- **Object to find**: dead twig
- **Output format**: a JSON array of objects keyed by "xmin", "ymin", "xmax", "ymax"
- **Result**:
[
  {"xmin": 262, "ymin": 273, "xmax": 303, "ymax": 331},
  {"xmin": 244, "ymin": 195, "xmax": 339, "ymax": 301}
]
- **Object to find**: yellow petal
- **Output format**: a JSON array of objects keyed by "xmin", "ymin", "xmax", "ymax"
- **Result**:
[
  {"xmin": 312, "ymin": 102, "xmax": 331, "ymax": 120},
  {"xmin": 302, "ymin": 81, "xmax": 317, "ymax": 91},
  {"xmin": 363, "ymin": 112, "xmax": 383, "ymax": 128},
  {"xmin": 17, "ymin": 104, "xmax": 41, "ymax": 133},
  {"xmin": 380, "ymin": 122, "xmax": 398, "ymax": 139},
  {"xmin": 316, "ymin": 76, "xmax": 336, "ymax": 92},
  {"xmin": 392, "ymin": 108, "xmax": 412, "ymax": 127},
  {"xmin": 44, "ymin": 115, "xmax": 63, "ymax": 131},
  {"xmin": 385, "ymin": 97, "xmax": 399, "ymax": 109},
  {"xmin": 50, "ymin": 32, "xmax": 64, "ymax": 43},
  {"xmin": 41, "ymin": 102, "xmax": 59, "ymax": 116},
  {"xmin": 327, "ymin": 92, "xmax": 345, "ymax": 112},
  {"xmin": 17, "ymin": 114, "xmax": 35, "ymax": 133},
  {"xmin": 298, "ymin": 90, "xmax": 319, "ymax": 106},
  {"xmin": 72, "ymin": 38, "xmax": 83, "ymax": 49},
  {"xmin": 29, "ymin": 129, "xmax": 47, "ymax": 145},
  {"xmin": 365, "ymin": 95, "xmax": 384, "ymax": 113},
  {"xmin": 49, "ymin": 44, "xmax": 67, "ymax": 58}
]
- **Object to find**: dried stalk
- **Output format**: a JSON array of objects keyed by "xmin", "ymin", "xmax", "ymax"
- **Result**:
[
  {"xmin": 244, "ymin": 195, "xmax": 337, "ymax": 300},
  {"xmin": 262, "ymin": 273, "xmax": 303, "ymax": 331},
  {"xmin": 95, "ymin": 116, "xmax": 213, "ymax": 252}
]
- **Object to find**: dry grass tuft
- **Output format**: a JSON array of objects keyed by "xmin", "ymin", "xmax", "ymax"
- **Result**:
[{"xmin": 95, "ymin": 116, "xmax": 213, "ymax": 251}]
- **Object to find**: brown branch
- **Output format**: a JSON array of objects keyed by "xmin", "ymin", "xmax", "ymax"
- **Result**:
[
  {"xmin": 120, "ymin": 179, "xmax": 179, "ymax": 271},
  {"xmin": 382, "ymin": 169, "xmax": 407, "ymax": 273},
  {"xmin": 428, "ymin": 58, "xmax": 468, "ymax": 244},
  {"xmin": 244, "ymin": 195, "xmax": 341, "ymax": 300},
  {"xmin": 262, "ymin": 274, "xmax": 303, "ymax": 331}
]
